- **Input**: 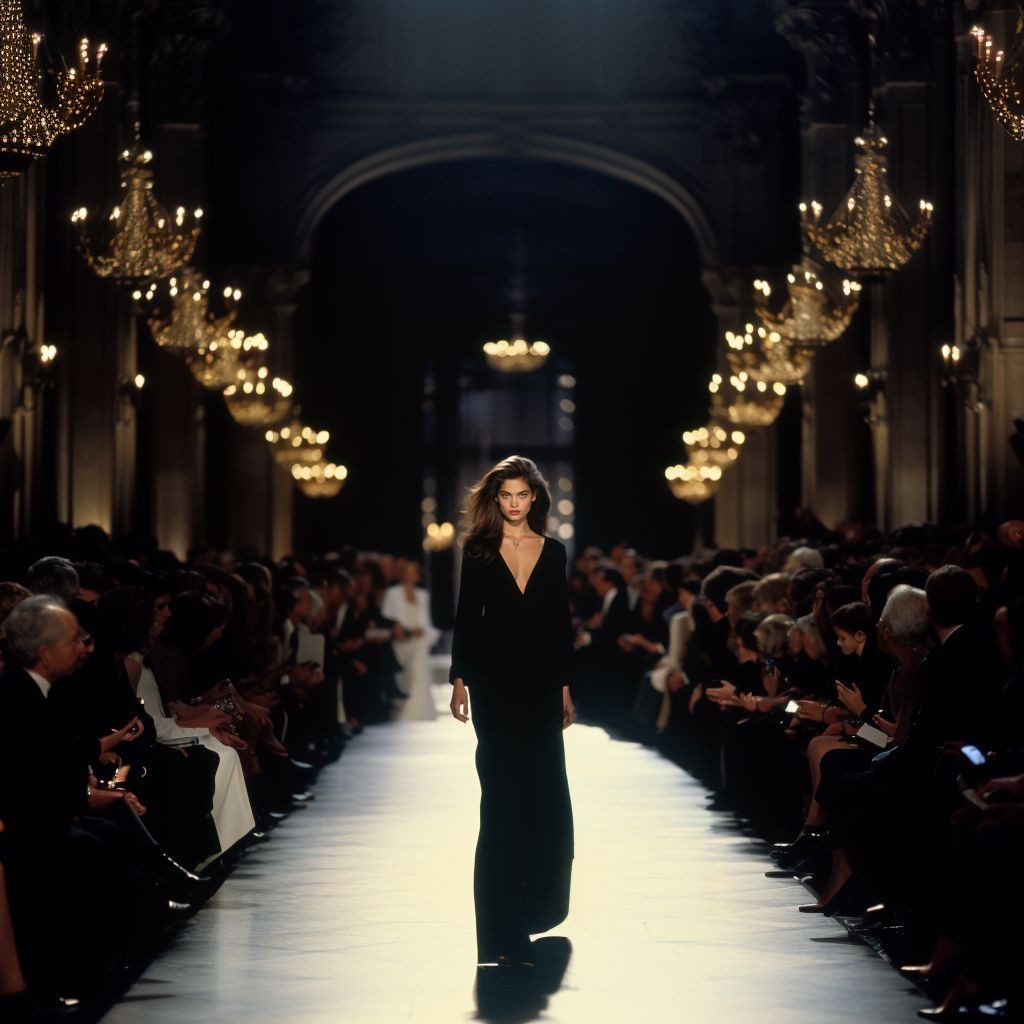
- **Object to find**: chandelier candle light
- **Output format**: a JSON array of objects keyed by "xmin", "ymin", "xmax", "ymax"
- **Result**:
[
  {"xmin": 754, "ymin": 242, "xmax": 861, "ymax": 353},
  {"xmin": 725, "ymin": 323, "xmax": 814, "ymax": 387},
  {"xmin": 802, "ymin": 120, "xmax": 933, "ymax": 277},
  {"xmin": 187, "ymin": 330, "xmax": 267, "ymax": 391},
  {"xmin": 292, "ymin": 461, "xmax": 348, "ymax": 499},
  {"xmin": 709, "ymin": 371, "xmax": 788, "ymax": 428},
  {"xmin": 265, "ymin": 420, "xmax": 330, "ymax": 467},
  {"xmin": 682, "ymin": 423, "xmax": 746, "ymax": 469},
  {"xmin": 148, "ymin": 270, "xmax": 240, "ymax": 353},
  {"xmin": 971, "ymin": 20, "xmax": 1024, "ymax": 142},
  {"xmin": 483, "ymin": 337, "xmax": 551, "ymax": 373},
  {"xmin": 0, "ymin": 1, "xmax": 106, "ymax": 179},
  {"xmin": 72, "ymin": 134, "xmax": 203, "ymax": 287},
  {"xmin": 223, "ymin": 366, "xmax": 294, "ymax": 427},
  {"xmin": 665, "ymin": 463, "xmax": 721, "ymax": 504}
]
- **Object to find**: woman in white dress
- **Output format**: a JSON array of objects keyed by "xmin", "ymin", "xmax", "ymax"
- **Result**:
[
  {"xmin": 127, "ymin": 654, "xmax": 255, "ymax": 868},
  {"xmin": 381, "ymin": 561, "xmax": 440, "ymax": 721},
  {"xmin": 123, "ymin": 591, "xmax": 255, "ymax": 868}
]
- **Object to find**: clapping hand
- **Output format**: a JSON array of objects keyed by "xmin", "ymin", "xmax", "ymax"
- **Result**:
[
  {"xmin": 795, "ymin": 700, "xmax": 827, "ymax": 722},
  {"xmin": 705, "ymin": 680, "xmax": 737, "ymax": 704},
  {"xmin": 836, "ymin": 681, "xmax": 866, "ymax": 716}
]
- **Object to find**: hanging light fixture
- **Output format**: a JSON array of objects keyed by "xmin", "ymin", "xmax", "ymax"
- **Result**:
[
  {"xmin": 265, "ymin": 419, "xmax": 330, "ymax": 467},
  {"xmin": 724, "ymin": 323, "xmax": 814, "ymax": 386},
  {"xmin": 709, "ymin": 371, "xmax": 788, "ymax": 428},
  {"xmin": 187, "ymin": 330, "xmax": 267, "ymax": 391},
  {"xmin": 223, "ymin": 365, "xmax": 294, "ymax": 427},
  {"xmin": 665, "ymin": 463, "xmax": 721, "ymax": 504},
  {"xmin": 0, "ymin": 2, "xmax": 107, "ymax": 179},
  {"xmin": 423, "ymin": 521, "xmax": 456, "ymax": 552},
  {"xmin": 971, "ymin": 19, "xmax": 1024, "ymax": 142},
  {"xmin": 292, "ymin": 461, "xmax": 348, "ymax": 499},
  {"xmin": 682, "ymin": 423, "xmax": 746, "ymax": 469},
  {"xmin": 71, "ymin": 130, "xmax": 203, "ymax": 287},
  {"xmin": 483, "ymin": 337, "xmax": 551, "ymax": 373},
  {"xmin": 753, "ymin": 233, "xmax": 862, "ymax": 354},
  {"xmin": 148, "ymin": 270, "xmax": 240, "ymax": 353},
  {"xmin": 802, "ymin": 117, "xmax": 933, "ymax": 277}
]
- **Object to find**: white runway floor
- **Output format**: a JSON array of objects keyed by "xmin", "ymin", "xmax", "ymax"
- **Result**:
[{"xmin": 100, "ymin": 682, "xmax": 927, "ymax": 1023}]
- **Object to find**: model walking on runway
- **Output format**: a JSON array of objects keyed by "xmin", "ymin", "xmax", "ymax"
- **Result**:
[{"xmin": 449, "ymin": 455, "xmax": 575, "ymax": 967}]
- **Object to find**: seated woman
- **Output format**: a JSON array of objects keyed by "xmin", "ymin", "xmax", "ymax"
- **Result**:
[
  {"xmin": 118, "ymin": 587, "xmax": 255, "ymax": 868},
  {"xmin": 776, "ymin": 588, "xmax": 930, "ymax": 912}
]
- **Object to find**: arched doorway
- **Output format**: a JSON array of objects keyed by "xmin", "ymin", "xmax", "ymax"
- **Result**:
[{"xmin": 291, "ymin": 158, "xmax": 716, "ymax": 557}]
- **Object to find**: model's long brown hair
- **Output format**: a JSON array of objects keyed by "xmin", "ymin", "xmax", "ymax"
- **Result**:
[{"xmin": 460, "ymin": 455, "xmax": 552, "ymax": 561}]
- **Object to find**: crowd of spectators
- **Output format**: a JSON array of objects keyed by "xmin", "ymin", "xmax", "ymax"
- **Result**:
[
  {"xmin": 3, "ymin": 508, "xmax": 1023, "ymax": 1021},
  {"xmin": 569, "ymin": 512, "xmax": 1024, "ymax": 1021},
  {"xmin": 0, "ymin": 528, "xmax": 423, "ymax": 1021}
]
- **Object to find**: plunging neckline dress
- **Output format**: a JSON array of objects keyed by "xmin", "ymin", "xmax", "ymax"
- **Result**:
[{"xmin": 449, "ymin": 535, "xmax": 575, "ymax": 963}]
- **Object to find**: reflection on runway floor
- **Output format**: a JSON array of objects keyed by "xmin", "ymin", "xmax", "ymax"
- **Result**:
[{"xmin": 100, "ymin": 682, "xmax": 924, "ymax": 1023}]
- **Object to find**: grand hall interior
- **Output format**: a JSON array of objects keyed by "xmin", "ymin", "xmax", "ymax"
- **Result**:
[{"xmin": 1, "ymin": 1, "xmax": 1024, "ymax": 1022}]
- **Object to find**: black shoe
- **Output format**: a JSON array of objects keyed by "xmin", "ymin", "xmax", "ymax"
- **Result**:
[
  {"xmin": 772, "ymin": 827, "xmax": 834, "ymax": 858},
  {"xmin": 290, "ymin": 791, "xmax": 315, "ymax": 804},
  {"xmin": 150, "ymin": 850, "xmax": 211, "ymax": 902}
]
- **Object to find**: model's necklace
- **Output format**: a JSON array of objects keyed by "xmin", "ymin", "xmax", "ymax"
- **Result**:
[{"xmin": 503, "ymin": 531, "xmax": 531, "ymax": 551}]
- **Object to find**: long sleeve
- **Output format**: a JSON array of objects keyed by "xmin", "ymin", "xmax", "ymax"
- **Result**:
[{"xmin": 450, "ymin": 552, "xmax": 485, "ymax": 685}]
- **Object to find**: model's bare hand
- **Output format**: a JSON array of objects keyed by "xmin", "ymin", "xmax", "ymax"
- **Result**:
[
  {"xmin": 562, "ymin": 686, "xmax": 574, "ymax": 730},
  {"xmin": 450, "ymin": 680, "xmax": 469, "ymax": 723}
]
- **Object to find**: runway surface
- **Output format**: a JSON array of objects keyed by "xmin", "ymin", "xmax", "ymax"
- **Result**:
[{"xmin": 101, "ymin": 682, "xmax": 926, "ymax": 1023}]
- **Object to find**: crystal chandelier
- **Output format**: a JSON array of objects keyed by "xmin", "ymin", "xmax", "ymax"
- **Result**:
[
  {"xmin": 292, "ymin": 461, "xmax": 348, "ymax": 499},
  {"xmin": 0, "ymin": 2, "xmax": 106, "ymax": 179},
  {"xmin": 753, "ymin": 245, "xmax": 861, "ymax": 353},
  {"xmin": 423, "ymin": 520, "xmax": 456, "ymax": 552},
  {"xmin": 725, "ymin": 324, "xmax": 814, "ymax": 386},
  {"xmin": 802, "ymin": 120, "xmax": 933, "ymax": 277},
  {"xmin": 682, "ymin": 423, "xmax": 746, "ymax": 469},
  {"xmin": 187, "ymin": 330, "xmax": 267, "ymax": 391},
  {"xmin": 223, "ymin": 366, "xmax": 294, "ymax": 427},
  {"xmin": 483, "ymin": 337, "xmax": 551, "ymax": 373},
  {"xmin": 971, "ymin": 21, "xmax": 1024, "ymax": 142},
  {"xmin": 265, "ymin": 419, "xmax": 330, "ymax": 467},
  {"xmin": 709, "ymin": 372, "xmax": 788, "ymax": 427},
  {"xmin": 71, "ymin": 133, "xmax": 203, "ymax": 286},
  {"xmin": 665, "ymin": 463, "xmax": 721, "ymax": 504},
  {"xmin": 148, "ymin": 269, "xmax": 240, "ymax": 353}
]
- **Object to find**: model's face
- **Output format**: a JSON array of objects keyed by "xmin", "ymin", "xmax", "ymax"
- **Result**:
[{"xmin": 496, "ymin": 477, "xmax": 534, "ymax": 525}]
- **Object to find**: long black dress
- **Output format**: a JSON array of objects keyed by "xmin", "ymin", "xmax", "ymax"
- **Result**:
[{"xmin": 449, "ymin": 535, "xmax": 575, "ymax": 962}]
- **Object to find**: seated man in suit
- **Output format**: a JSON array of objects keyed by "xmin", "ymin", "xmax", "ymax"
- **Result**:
[{"xmin": 0, "ymin": 597, "xmax": 163, "ymax": 1004}]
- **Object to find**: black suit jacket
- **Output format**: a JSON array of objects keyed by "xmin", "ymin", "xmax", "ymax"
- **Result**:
[
  {"xmin": 0, "ymin": 667, "xmax": 94, "ymax": 845},
  {"xmin": 875, "ymin": 623, "xmax": 1000, "ymax": 784}
]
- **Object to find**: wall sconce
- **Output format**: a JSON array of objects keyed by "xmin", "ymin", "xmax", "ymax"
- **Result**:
[
  {"xmin": 117, "ymin": 373, "xmax": 146, "ymax": 424},
  {"xmin": 2, "ymin": 325, "xmax": 58, "ymax": 412},
  {"xmin": 939, "ymin": 334, "xmax": 988, "ymax": 413},
  {"xmin": 853, "ymin": 368, "xmax": 887, "ymax": 428}
]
